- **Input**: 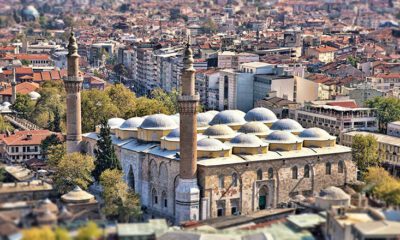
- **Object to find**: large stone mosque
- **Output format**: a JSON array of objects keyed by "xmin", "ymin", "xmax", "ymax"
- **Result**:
[{"xmin": 63, "ymin": 32, "xmax": 357, "ymax": 224}]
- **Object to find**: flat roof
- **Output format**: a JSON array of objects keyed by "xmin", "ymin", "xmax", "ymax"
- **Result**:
[
  {"xmin": 353, "ymin": 220, "xmax": 400, "ymax": 237},
  {"xmin": 344, "ymin": 131, "xmax": 400, "ymax": 147}
]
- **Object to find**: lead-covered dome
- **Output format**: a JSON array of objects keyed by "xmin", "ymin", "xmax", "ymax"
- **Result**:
[
  {"xmin": 270, "ymin": 119, "xmax": 304, "ymax": 133},
  {"xmin": 197, "ymin": 112, "xmax": 214, "ymax": 128},
  {"xmin": 238, "ymin": 121, "xmax": 271, "ymax": 136},
  {"xmin": 228, "ymin": 134, "xmax": 267, "ymax": 147},
  {"xmin": 299, "ymin": 128, "xmax": 334, "ymax": 140},
  {"xmin": 245, "ymin": 107, "xmax": 277, "ymax": 123},
  {"xmin": 119, "ymin": 117, "xmax": 144, "ymax": 130},
  {"xmin": 206, "ymin": 110, "xmax": 219, "ymax": 117},
  {"xmin": 107, "ymin": 118, "xmax": 125, "ymax": 129},
  {"xmin": 266, "ymin": 131, "xmax": 300, "ymax": 143},
  {"xmin": 139, "ymin": 114, "xmax": 178, "ymax": 129},
  {"xmin": 197, "ymin": 138, "xmax": 230, "ymax": 151},
  {"xmin": 164, "ymin": 128, "xmax": 180, "ymax": 141},
  {"xmin": 203, "ymin": 124, "xmax": 236, "ymax": 138},
  {"xmin": 318, "ymin": 186, "xmax": 350, "ymax": 200},
  {"xmin": 209, "ymin": 110, "xmax": 246, "ymax": 127}
]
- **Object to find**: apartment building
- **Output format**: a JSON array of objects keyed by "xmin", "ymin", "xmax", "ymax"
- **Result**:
[
  {"xmin": 195, "ymin": 69, "xmax": 219, "ymax": 109},
  {"xmin": 367, "ymin": 73, "xmax": 400, "ymax": 92},
  {"xmin": 292, "ymin": 100, "xmax": 378, "ymax": 137},
  {"xmin": 217, "ymin": 51, "xmax": 259, "ymax": 69},
  {"xmin": 387, "ymin": 121, "xmax": 400, "ymax": 137},
  {"xmin": 306, "ymin": 45, "xmax": 338, "ymax": 63}
]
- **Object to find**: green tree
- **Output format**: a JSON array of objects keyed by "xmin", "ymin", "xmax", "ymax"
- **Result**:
[
  {"xmin": 0, "ymin": 168, "xmax": 7, "ymax": 182},
  {"xmin": 54, "ymin": 227, "xmax": 71, "ymax": 240},
  {"xmin": 367, "ymin": 97, "xmax": 400, "ymax": 133},
  {"xmin": 151, "ymin": 88, "xmax": 179, "ymax": 114},
  {"xmin": 49, "ymin": 107, "xmax": 62, "ymax": 132},
  {"xmin": 128, "ymin": 97, "xmax": 169, "ymax": 117},
  {"xmin": 351, "ymin": 134, "xmax": 379, "ymax": 179},
  {"xmin": 81, "ymin": 89, "xmax": 120, "ymax": 132},
  {"xmin": 365, "ymin": 167, "xmax": 400, "ymax": 206},
  {"xmin": 22, "ymin": 227, "xmax": 55, "ymax": 240},
  {"xmin": 53, "ymin": 152, "xmax": 94, "ymax": 194},
  {"xmin": 92, "ymin": 118, "xmax": 121, "ymax": 182},
  {"xmin": 47, "ymin": 143, "xmax": 66, "ymax": 168},
  {"xmin": 113, "ymin": 63, "xmax": 128, "ymax": 78},
  {"xmin": 0, "ymin": 115, "xmax": 14, "ymax": 133},
  {"xmin": 40, "ymin": 134, "xmax": 62, "ymax": 158},
  {"xmin": 11, "ymin": 93, "xmax": 35, "ymax": 118},
  {"xmin": 21, "ymin": 59, "xmax": 30, "ymax": 65},
  {"xmin": 75, "ymin": 221, "xmax": 102, "ymax": 240},
  {"xmin": 105, "ymin": 84, "xmax": 136, "ymax": 119},
  {"xmin": 100, "ymin": 169, "xmax": 141, "ymax": 222}
]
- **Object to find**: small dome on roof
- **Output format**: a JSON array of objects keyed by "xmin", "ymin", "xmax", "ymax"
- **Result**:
[
  {"xmin": 197, "ymin": 138, "xmax": 230, "ymax": 151},
  {"xmin": 206, "ymin": 110, "xmax": 219, "ymax": 117},
  {"xmin": 108, "ymin": 117, "xmax": 125, "ymax": 129},
  {"xmin": 28, "ymin": 91, "xmax": 41, "ymax": 100},
  {"xmin": 299, "ymin": 128, "xmax": 334, "ymax": 140},
  {"xmin": 61, "ymin": 186, "xmax": 95, "ymax": 203},
  {"xmin": 239, "ymin": 121, "xmax": 271, "ymax": 135},
  {"xmin": 203, "ymin": 124, "xmax": 235, "ymax": 137},
  {"xmin": 119, "ymin": 117, "xmax": 144, "ymax": 130},
  {"xmin": 266, "ymin": 131, "xmax": 300, "ymax": 143},
  {"xmin": 22, "ymin": 5, "xmax": 39, "ymax": 20},
  {"xmin": 319, "ymin": 186, "xmax": 350, "ymax": 200},
  {"xmin": 171, "ymin": 114, "xmax": 180, "ymax": 124},
  {"xmin": 228, "ymin": 134, "xmax": 267, "ymax": 147},
  {"xmin": 197, "ymin": 112, "xmax": 214, "ymax": 127},
  {"xmin": 270, "ymin": 119, "xmax": 304, "ymax": 132},
  {"xmin": 139, "ymin": 114, "xmax": 178, "ymax": 129},
  {"xmin": 164, "ymin": 128, "xmax": 180, "ymax": 140},
  {"xmin": 209, "ymin": 110, "xmax": 246, "ymax": 126},
  {"xmin": 245, "ymin": 107, "xmax": 277, "ymax": 123},
  {"xmin": 2, "ymin": 102, "xmax": 11, "ymax": 107}
]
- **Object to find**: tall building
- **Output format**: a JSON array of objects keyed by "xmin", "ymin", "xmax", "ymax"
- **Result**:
[
  {"xmin": 64, "ymin": 32, "xmax": 83, "ymax": 153},
  {"xmin": 175, "ymin": 42, "xmax": 200, "ymax": 223}
]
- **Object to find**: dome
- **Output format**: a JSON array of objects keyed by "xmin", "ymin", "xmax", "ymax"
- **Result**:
[
  {"xmin": 119, "ymin": 117, "xmax": 144, "ymax": 130},
  {"xmin": 270, "ymin": 119, "xmax": 304, "ymax": 132},
  {"xmin": 197, "ymin": 138, "xmax": 230, "ymax": 151},
  {"xmin": 238, "ymin": 121, "xmax": 271, "ymax": 135},
  {"xmin": 206, "ymin": 110, "xmax": 219, "ymax": 117},
  {"xmin": 203, "ymin": 124, "xmax": 235, "ymax": 137},
  {"xmin": 319, "ymin": 186, "xmax": 350, "ymax": 200},
  {"xmin": 107, "ymin": 117, "xmax": 125, "ymax": 129},
  {"xmin": 28, "ymin": 91, "xmax": 41, "ymax": 100},
  {"xmin": 299, "ymin": 128, "xmax": 335, "ymax": 140},
  {"xmin": 197, "ymin": 112, "xmax": 214, "ymax": 128},
  {"xmin": 2, "ymin": 102, "xmax": 11, "ymax": 107},
  {"xmin": 209, "ymin": 110, "xmax": 246, "ymax": 126},
  {"xmin": 228, "ymin": 134, "xmax": 267, "ymax": 147},
  {"xmin": 266, "ymin": 131, "xmax": 300, "ymax": 143},
  {"xmin": 22, "ymin": 5, "xmax": 39, "ymax": 20},
  {"xmin": 164, "ymin": 128, "xmax": 180, "ymax": 141},
  {"xmin": 171, "ymin": 114, "xmax": 180, "ymax": 124},
  {"xmin": 61, "ymin": 186, "xmax": 95, "ymax": 203},
  {"xmin": 245, "ymin": 107, "xmax": 277, "ymax": 123},
  {"xmin": 139, "ymin": 114, "xmax": 178, "ymax": 129}
]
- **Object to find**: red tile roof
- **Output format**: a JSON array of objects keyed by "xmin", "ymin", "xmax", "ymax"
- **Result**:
[
  {"xmin": 0, "ymin": 82, "xmax": 39, "ymax": 96},
  {"xmin": 1, "ymin": 130, "xmax": 60, "ymax": 146},
  {"xmin": 327, "ymin": 101, "xmax": 358, "ymax": 109}
]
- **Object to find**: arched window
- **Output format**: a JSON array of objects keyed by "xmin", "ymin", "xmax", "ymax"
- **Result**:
[
  {"xmin": 338, "ymin": 161, "xmax": 344, "ymax": 173},
  {"xmin": 268, "ymin": 168, "xmax": 274, "ymax": 179},
  {"xmin": 128, "ymin": 165, "xmax": 135, "ymax": 191},
  {"xmin": 326, "ymin": 162, "xmax": 332, "ymax": 175},
  {"xmin": 232, "ymin": 173, "xmax": 238, "ymax": 187},
  {"xmin": 218, "ymin": 175, "xmax": 224, "ymax": 188},
  {"xmin": 292, "ymin": 166, "xmax": 298, "ymax": 179},
  {"xmin": 257, "ymin": 169, "xmax": 262, "ymax": 180},
  {"xmin": 159, "ymin": 162, "xmax": 168, "ymax": 186},
  {"xmin": 149, "ymin": 160, "xmax": 157, "ymax": 182},
  {"xmin": 304, "ymin": 164, "xmax": 310, "ymax": 178},
  {"xmin": 152, "ymin": 189, "xmax": 158, "ymax": 205},
  {"xmin": 162, "ymin": 191, "xmax": 167, "ymax": 208}
]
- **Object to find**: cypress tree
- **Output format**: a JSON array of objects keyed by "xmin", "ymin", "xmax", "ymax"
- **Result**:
[{"xmin": 92, "ymin": 118, "xmax": 121, "ymax": 181}]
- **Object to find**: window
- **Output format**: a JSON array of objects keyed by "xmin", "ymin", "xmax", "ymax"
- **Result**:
[
  {"xmin": 292, "ymin": 166, "xmax": 298, "ymax": 179},
  {"xmin": 232, "ymin": 173, "xmax": 238, "ymax": 187},
  {"xmin": 152, "ymin": 189, "xmax": 158, "ymax": 205},
  {"xmin": 218, "ymin": 175, "xmax": 224, "ymax": 188},
  {"xmin": 217, "ymin": 201, "xmax": 225, "ymax": 217},
  {"xmin": 326, "ymin": 162, "xmax": 332, "ymax": 175},
  {"xmin": 268, "ymin": 168, "xmax": 274, "ymax": 179},
  {"xmin": 162, "ymin": 191, "xmax": 167, "ymax": 208},
  {"xmin": 304, "ymin": 164, "xmax": 310, "ymax": 178},
  {"xmin": 257, "ymin": 169, "xmax": 262, "ymax": 180},
  {"xmin": 338, "ymin": 161, "xmax": 344, "ymax": 173}
]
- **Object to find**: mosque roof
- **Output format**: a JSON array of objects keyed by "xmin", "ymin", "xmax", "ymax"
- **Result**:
[
  {"xmin": 108, "ymin": 118, "xmax": 125, "ymax": 129},
  {"xmin": 139, "ymin": 114, "xmax": 178, "ymax": 130},
  {"xmin": 270, "ymin": 119, "xmax": 304, "ymax": 132},
  {"xmin": 197, "ymin": 138, "xmax": 231, "ymax": 151},
  {"xmin": 120, "ymin": 117, "xmax": 144, "ymax": 130},
  {"xmin": 238, "ymin": 121, "xmax": 271, "ymax": 135},
  {"xmin": 265, "ymin": 131, "xmax": 301, "ymax": 144},
  {"xmin": 209, "ymin": 110, "xmax": 246, "ymax": 126},
  {"xmin": 318, "ymin": 186, "xmax": 350, "ymax": 200},
  {"xmin": 299, "ymin": 128, "xmax": 336, "ymax": 140},
  {"xmin": 245, "ymin": 107, "xmax": 278, "ymax": 123},
  {"xmin": 227, "ymin": 134, "xmax": 268, "ymax": 147},
  {"xmin": 203, "ymin": 124, "xmax": 236, "ymax": 137}
]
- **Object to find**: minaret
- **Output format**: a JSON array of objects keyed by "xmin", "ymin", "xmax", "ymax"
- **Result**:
[
  {"xmin": 11, "ymin": 68, "xmax": 16, "ymax": 104},
  {"xmin": 64, "ymin": 32, "xmax": 83, "ymax": 153},
  {"xmin": 175, "ymin": 41, "xmax": 200, "ymax": 223}
]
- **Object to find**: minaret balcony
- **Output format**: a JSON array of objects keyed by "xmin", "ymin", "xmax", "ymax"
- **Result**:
[
  {"xmin": 178, "ymin": 94, "xmax": 200, "ymax": 102},
  {"xmin": 64, "ymin": 76, "xmax": 83, "ymax": 82}
]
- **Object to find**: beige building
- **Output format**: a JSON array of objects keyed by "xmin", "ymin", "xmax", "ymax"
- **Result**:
[{"xmin": 306, "ymin": 45, "xmax": 337, "ymax": 63}]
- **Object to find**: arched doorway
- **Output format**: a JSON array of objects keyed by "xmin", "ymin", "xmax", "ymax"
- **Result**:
[
  {"xmin": 128, "ymin": 165, "xmax": 135, "ymax": 192},
  {"xmin": 259, "ymin": 186, "xmax": 269, "ymax": 210}
]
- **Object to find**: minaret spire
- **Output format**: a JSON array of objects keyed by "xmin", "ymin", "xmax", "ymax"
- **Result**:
[
  {"xmin": 175, "ymin": 41, "xmax": 200, "ymax": 223},
  {"xmin": 11, "ymin": 68, "xmax": 16, "ymax": 104},
  {"xmin": 64, "ymin": 30, "xmax": 83, "ymax": 153}
]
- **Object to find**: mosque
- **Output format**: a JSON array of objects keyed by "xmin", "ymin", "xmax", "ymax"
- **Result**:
[{"xmin": 63, "ymin": 32, "xmax": 357, "ymax": 224}]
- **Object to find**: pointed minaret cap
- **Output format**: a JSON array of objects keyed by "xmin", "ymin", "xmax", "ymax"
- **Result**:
[
  {"xmin": 183, "ymin": 39, "xmax": 194, "ymax": 70},
  {"xmin": 67, "ymin": 31, "xmax": 79, "ymax": 57}
]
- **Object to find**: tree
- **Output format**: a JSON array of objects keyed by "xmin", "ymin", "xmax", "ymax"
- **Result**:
[
  {"xmin": 53, "ymin": 152, "xmax": 94, "ymax": 194},
  {"xmin": 75, "ymin": 221, "xmax": 102, "ymax": 240},
  {"xmin": 50, "ymin": 107, "xmax": 62, "ymax": 132},
  {"xmin": 113, "ymin": 63, "xmax": 128, "ymax": 78},
  {"xmin": 128, "ymin": 97, "xmax": 169, "ymax": 117},
  {"xmin": 22, "ymin": 227, "xmax": 55, "ymax": 240},
  {"xmin": 11, "ymin": 93, "xmax": 35, "ymax": 118},
  {"xmin": 366, "ymin": 97, "xmax": 400, "ymax": 133},
  {"xmin": 41, "ymin": 134, "xmax": 62, "ymax": 157},
  {"xmin": 151, "ymin": 88, "xmax": 179, "ymax": 114},
  {"xmin": 0, "ymin": 168, "xmax": 7, "ymax": 182},
  {"xmin": 47, "ymin": 143, "xmax": 66, "ymax": 168},
  {"xmin": 100, "ymin": 169, "xmax": 141, "ymax": 222},
  {"xmin": 92, "ymin": 118, "xmax": 121, "ymax": 182},
  {"xmin": 351, "ymin": 134, "xmax": 379, "ymax": 179},
  {"xmin": 0, "ymin": 115, "xmax": 14, "ymax": 133},
  {"xmin": 365, "ymin": 167, "xmax": 400, "ymax": 206},
  {"xmin": 81, "ymin": 89, "xmax": 120, "ymax": 133},
  {"xmin": 54, "ymin": 227, "xmax": 71, "ymax": 240},
  {"xmin": 105, "ymin": 84, "xmax": 136, "ymax": 119}
]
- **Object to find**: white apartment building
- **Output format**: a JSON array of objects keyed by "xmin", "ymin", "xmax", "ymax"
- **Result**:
[
  {"xmin": 387, "ymin": 121, "xmax": 400, "ymax": 137},
  {"xmin": 367, "ymin": 73, "xmax": 400, "ymax": 92},
  {"xmin": 217, "ymin": 51, "xmax": 259, "ymax": 69}
]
